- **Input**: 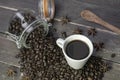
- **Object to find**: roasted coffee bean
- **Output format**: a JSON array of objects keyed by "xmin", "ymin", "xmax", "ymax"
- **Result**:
[
  {"xmin": 87, "ymin": 76, "xmax": 92, "ymax": 80},
  {"xmin": 61, "ymin": 31, "xmax": 67, "ymax": 38},
  {"xmin": 111, "ymin": 53, "xmax": 116, "ymax": 58}
]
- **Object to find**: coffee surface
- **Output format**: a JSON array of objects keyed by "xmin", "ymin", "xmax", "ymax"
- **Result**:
[{"xmin": 66, "ymin": 40, "xmax": 89, "ymax": 60}]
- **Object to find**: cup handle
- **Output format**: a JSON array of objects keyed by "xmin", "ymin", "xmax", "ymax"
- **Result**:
[{"xmin": 56, "ymin": 38, "xmax": 64, "ymax": 48}]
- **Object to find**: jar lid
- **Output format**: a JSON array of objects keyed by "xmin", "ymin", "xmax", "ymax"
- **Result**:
[{"xmin": 38, "ymin": 0, "xmax": 55, "ymax": 21}]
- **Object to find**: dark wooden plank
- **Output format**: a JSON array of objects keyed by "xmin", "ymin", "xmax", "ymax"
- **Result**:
[
  {"xmin": 0, "ymin": 0, "xmax": 38, "ymax": 12},
  {"xmin": 0, "ymin": 1, "xmax": 119, "ymax": 80},
  {"xmin": 0, "ymin": 8, "xmax": 14, "ymax": 32},
  {"xmin": 79, "ymin": 0, "xmax": 120, "ymax": 10}
]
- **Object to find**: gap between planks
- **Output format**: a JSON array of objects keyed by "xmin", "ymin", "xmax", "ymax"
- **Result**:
[
  {"xmin": 71, "ymin": 0, "xmax": 120, "ymax": 11},
  {"xmin": 0, "ymin": 61, "xmax": 20, "ymax": 68}
]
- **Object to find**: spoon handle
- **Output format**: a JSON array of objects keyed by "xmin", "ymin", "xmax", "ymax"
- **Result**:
[{"xmin": 81, "ymin": 10, "xmax": 120, "ymax": 35}]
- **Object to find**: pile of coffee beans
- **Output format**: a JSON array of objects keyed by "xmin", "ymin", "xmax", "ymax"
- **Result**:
[
  {"xmin": 81, "ymin": 56, "xmax": 111, "ymax": 80},
  {"xmin": 9, "ymin": 13, "xmax": 111, "ymax": 80},
  {"xmin": 8, "ymin": 12, "xmax": 36, "ymax": 36}
]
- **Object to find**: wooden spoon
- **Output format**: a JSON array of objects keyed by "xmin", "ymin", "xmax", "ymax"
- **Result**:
[{"xmin": 80, "ymin": 10, "xmax": 120, "ymax": 35}]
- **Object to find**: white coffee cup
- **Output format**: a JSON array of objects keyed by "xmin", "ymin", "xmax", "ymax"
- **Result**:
[{"xmin": 56, "ymin": 34, "xmax": 93, "ymax": 69}]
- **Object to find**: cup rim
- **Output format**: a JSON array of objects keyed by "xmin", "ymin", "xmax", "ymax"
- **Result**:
[{"xmin": 62, "ymin": 34, "xmax": 93, "ymax": 62}]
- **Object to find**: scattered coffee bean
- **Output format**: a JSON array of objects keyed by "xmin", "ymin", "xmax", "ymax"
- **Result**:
[
  {"xmin": 61, "ymin": 31, "xmax": 67, "ymax": 38},
  {"xmin": 111, "ymin": 53, "xmax": 116, "ymax": 58},
  {"xmin": 93, "ymin": 42, "xmax": 104, "ymax": 51}
]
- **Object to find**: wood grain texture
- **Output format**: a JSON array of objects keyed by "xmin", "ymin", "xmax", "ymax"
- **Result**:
[
  {"xmin": 102, "ymin": 61, "xmax": 120, "ymax": 80},
  {"xmin": 0, "ymin": 8, "xmax": 14, "ymax": 32},
  {"xmin": 79, "ymin": 0, "xmax": 120, "ymax": 10},
  {"xmin": 0, "ymin": 0, "xmax": 120, "ymax": 80},
  {"xmin": 0, "ymin": 0, "xmax": 38, "ymax": 11},
  {"xmin": 0, "ymin": 36, "xmax": 19, "ymax": 66}
]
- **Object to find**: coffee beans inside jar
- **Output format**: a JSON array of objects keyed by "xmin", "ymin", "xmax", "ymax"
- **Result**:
[
  {"xmin": 9, "ymin": 13, "xmax": 111, "ymax": 80},
  {"xmin": 8, "ymin": 12, "xmax": 36, "ymax": 36}
]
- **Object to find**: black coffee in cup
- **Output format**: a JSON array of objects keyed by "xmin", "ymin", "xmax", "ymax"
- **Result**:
[{"xmin": 66, "ymin": 40, "xmax": 89, "ymax": 60}]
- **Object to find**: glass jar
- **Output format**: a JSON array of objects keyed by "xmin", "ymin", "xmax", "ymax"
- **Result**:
[{"xmin": 0, "ymin": 0, "xmax": 55, "ymax": 49}]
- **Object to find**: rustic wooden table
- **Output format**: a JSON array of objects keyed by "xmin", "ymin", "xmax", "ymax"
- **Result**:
[{"xmin": 0, "ymin": 0, "xmax": 120, "ymax": 80}]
